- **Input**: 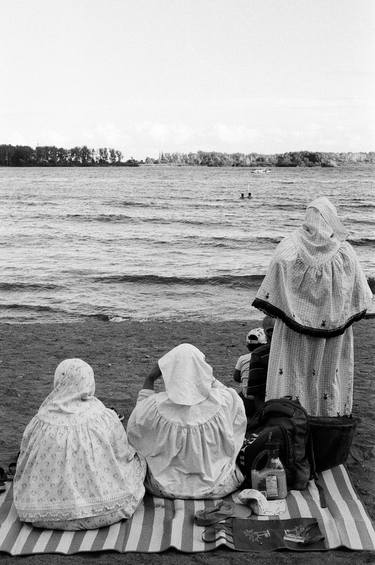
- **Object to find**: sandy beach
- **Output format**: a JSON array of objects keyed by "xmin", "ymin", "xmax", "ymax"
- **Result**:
[{"xmin": 1, "ymin": 317, "xmax": 374, "ymax": 564}]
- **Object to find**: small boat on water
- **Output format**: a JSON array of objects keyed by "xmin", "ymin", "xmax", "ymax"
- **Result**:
[{"xmin": 251, "ymin": 168, "xmax": 270, "ymax": 174}]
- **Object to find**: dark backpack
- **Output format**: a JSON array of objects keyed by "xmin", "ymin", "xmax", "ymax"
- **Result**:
[{"xmin": 242, "ymin": 397, "xmax": 313, "ymax": 491}]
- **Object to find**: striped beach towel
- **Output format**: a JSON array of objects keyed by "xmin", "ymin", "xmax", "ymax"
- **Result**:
[{"xmin": 0, "ymin": 465, "xmax": 374, "ymax": 555}]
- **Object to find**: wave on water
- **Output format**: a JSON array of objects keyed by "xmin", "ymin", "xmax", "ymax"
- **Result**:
[
  {"xmin": 210, "ymin": 235, "xmax": 283, "ymax": 247},
  {"xmin": 343, "ymin": 196, "xmax": 375, "ymax": 203},
  {"xmin": 66, "ymin": 213, "xmax": 223, "ymax": 227},
  {"xmin": 120, "ymin": 200, "xmax": 152, "ymax": 208},
  {"xmin": 349, "ymin": 217, "xmax": 375, "ymax": 226},
  {"xmin": 141, "ymin": 216, "xmax": 221, "ymax": 227},
  {"xmin": 5, "ymin": 200, "xmax": 38, "ymax": 206},
  {"xmin": 67, "ymin": 213, "xmax": 136, "ymax": 223},
  {"xmin": 342, "ymin": 203, "xmax": 375, "ymax": 210},
  {"xmin": 93, "ymin": 272, "xmax": 375, "ymax": 295},
  {"xmin": 272, "ymin": 203, "xmax": 306, "ymax": 211},
  {"xmin": 0, "ymin": 282, "xmax": 61, "ymax": 291},
  {"xmin": 0, "ymin": 303, "xmax": 60, "ymax": 313},
  {"xmin": 93, "ymin": 273, "xmax": 265, "ymax": 289},
  {"xmin": 348, "ymin": 237, "xmax": 375, "ymax": 247}
]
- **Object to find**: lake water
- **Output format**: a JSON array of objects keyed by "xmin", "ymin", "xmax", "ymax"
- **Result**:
[{"xmin": 0, "ymin": 165, "xmax": 374, "ymax": 323}]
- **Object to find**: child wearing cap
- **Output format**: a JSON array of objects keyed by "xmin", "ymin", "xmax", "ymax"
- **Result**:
[{"xmin": 233, "ymin": 327, "xmax": 267, "ymax": 397}]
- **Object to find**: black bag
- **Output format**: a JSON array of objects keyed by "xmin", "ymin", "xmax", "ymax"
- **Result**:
[
  {"xmin": 308, "ymin": 415, "xmax": 358, "ymax": 472},
  {"xmin": 243, "ymin": 397, "xmax": 312, "ymax": 491}
]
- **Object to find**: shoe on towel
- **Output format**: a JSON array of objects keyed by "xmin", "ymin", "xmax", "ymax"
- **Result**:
[{"xmin": 194, "ymin": 501, "xmax": 235, "ymax": 526}]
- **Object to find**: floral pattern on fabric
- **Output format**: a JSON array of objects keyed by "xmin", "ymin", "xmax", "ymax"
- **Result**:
[{"xmin": 14, "ymin": 359, "xmax": 146, "ymax": 525}]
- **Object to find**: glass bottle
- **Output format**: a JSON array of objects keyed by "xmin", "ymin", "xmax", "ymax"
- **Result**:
[{"xmin": 251, "ymin": 435, "xmax": 288, "ymax": 500}]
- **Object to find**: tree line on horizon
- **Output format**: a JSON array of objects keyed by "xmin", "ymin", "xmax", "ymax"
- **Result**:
[
  {"xmin": 148, "ymin": 150, "xmax": 375, "ymax": 167},
  {"xmin": 0, "ymin": 144, "xmax": 374, "ymax": 167},
  {"xmin": 0, "ymin": 144, "xmax": 139, "ymax": 167}
]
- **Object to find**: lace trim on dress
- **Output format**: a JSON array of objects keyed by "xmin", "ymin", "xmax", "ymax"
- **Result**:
[{"xmin": 17, "ymin": 493, "xmax": 141, "ymax": 522}]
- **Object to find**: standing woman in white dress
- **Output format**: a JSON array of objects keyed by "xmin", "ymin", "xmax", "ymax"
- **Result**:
[
  {"xmin": 252, "ymin": 197, "xmax": 373, "ymax": 417},
  {"xmin": 127, "ymin": 343, "xmax": 246, "ymax": 499},
  {"xmin": 14, "ymin": 358, "xmax": 146, "ymax": 530}
]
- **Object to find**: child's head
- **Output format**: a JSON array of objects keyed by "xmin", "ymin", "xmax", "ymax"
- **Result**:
[{"xmin": 246, "ymin": 327, "xmax": 267, "ymax": 352}]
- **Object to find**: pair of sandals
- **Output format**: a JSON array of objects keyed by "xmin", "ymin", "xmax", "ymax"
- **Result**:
[
  {"xmin": 194, "ymin": 500, "xmax": 324, "ymax": 546},
  {"xmin": 194, "ymin": 501, "xmax": 235, "ymax": 543},
  {"xmin": 201, "ymin": 520, "xmax": 325, "ymax": 546}
]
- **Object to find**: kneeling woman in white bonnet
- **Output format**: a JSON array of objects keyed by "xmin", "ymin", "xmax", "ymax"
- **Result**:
[
  {"xmin": 14, "ymin": 359, "xmax": 146, "ymax": 530},
  {"xmin": 127, "ymin": 343, "xmax": 247, "ymax": 499}
]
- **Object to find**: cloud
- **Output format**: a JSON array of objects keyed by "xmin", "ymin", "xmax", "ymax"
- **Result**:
[
  {"xmin": 213, "ymin": 124, "xmax": 259, "ymax": 145},
  {"xmin": 132, "ymin": 121, "xmax": 262, "ymax": 153},
  {"xmin": 136, "ymin": 122, "xmax": 195, "ymax": 145},
  {"xmin": 2, "ymin": 112, "xmax": 373, "ymax": 160},
  {"xmin": 81, "ymin": 123, "xmax": 132, "ymax": 149}
]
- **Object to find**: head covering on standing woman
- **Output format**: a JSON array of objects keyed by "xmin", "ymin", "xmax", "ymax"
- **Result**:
[
  {"xmin": 14, "ymin": 359, "xmax": 146, "ymax": 528},
  {"xmin": 253, "ymin": 197, "xmax": 373, "ymax": 336}
]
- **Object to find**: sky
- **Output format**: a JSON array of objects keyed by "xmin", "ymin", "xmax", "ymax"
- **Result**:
[{"xmin": 1, "ymin": 0, "xmax": 374, "ymax": 159}]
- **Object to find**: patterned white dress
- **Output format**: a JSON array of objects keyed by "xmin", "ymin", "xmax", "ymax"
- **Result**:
[
  {"xmin": 253, "ymin": 197, "xmax": 373, "ymax": 416},
  {"xmin": 266, "ymin": 319, "xmax": 353, "ymax": 416},
  {"xmin": 14, "ymin": 359, "xmax": 146, "ymax": 530}
]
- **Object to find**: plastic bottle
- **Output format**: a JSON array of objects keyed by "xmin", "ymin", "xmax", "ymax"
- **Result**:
[{"xmin": 250, "ymin": 433, "xmax": 288, "ymax": 500}]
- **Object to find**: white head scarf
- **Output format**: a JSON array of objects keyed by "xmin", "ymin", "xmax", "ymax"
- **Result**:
[
  {"xmin": 308, "ymin": 197, "xmax": 348, "ymax": 240},
  {"xmin": 38, "ymin": 358, "xmax": 104, "ymax": 422},
  {"xmin": 253, "ymin": 196, "xmax": 372, "ymax": 335},
  {"xmin": 158, "ymin": 343, "xmax": 214, "ymax": 406},
  {"xmin": 295, "ymin": 196, "xmax": 349, "ymax": 264}
]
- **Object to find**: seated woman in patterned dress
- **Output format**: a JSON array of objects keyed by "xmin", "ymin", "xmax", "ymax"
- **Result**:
[
  {"xmin": 14, "ymin": 358, "xmax": 146, "ymax": 530},
  {"xmin": 127, "ymin": 343, "xmax": 247, "ymax": 499}
]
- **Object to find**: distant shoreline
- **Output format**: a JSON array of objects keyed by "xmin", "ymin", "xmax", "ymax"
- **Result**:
[
  {"xmin": 1, "ymin": 161, "xmax": 374, "ymax": 168},
  {"xmin": 0, "ymin": 144, "xmax": 374, "ymax": 167}
]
